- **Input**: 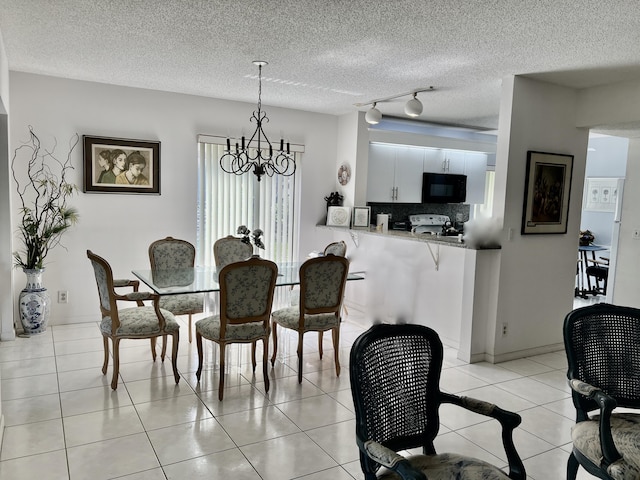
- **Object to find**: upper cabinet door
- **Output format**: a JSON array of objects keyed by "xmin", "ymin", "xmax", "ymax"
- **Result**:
[
  {"xmin": 423, "ymin": 148, "xmax": 445, "ymax": 173},
  {"xmin": 464, "ymin": 152, "xmax": 488, "ymax": 204},
  {"xmin": 394, "ymin": 146, "xmax": 424, "ymax": 203},
  {"xmin": 367, "ymin": 143, "xmax": 397, "ymax": 202}
]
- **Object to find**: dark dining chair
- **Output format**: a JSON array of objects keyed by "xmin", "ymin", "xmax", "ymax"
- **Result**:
[
  {"xmin": 350, "ymin": 323, "xmax": 526, "ymax": 480},
  {"xmin": 564, "ymin": 303, "xmax": 640, "ymax": 480},
  {"xmin": 87, "ymin": 250, "xmax": 180, "ymax": 390}
]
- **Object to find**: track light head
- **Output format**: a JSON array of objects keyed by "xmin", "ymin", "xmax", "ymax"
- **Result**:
[
  {"xmin": 405, "ymin": 92, "xmax": 423, "ymax": 117},
  {"xmin": 365, "ymin": 103, "xmax": 382, "ymax": 124}
]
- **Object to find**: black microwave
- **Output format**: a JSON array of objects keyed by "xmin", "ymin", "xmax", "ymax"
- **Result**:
[{"xmin": 422, "ymin": 173, "xmax": 467, "ymax": 203}]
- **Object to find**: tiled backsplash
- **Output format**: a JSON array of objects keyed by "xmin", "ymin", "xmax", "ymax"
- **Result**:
[{"xmin": 367, "ymin": 202, "xmax": 471, "ymax": 226}]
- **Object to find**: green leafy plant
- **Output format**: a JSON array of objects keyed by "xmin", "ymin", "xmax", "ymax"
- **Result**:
[
  {"xmin": 237, "ymin": 225, "xmax": 265, "ymax": 250},
  {"xmin": 11, "ymin": 126, "xmax": 79, "ymax": 270}
]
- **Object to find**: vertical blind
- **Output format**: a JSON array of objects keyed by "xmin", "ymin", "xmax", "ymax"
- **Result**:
[{"xmin": 196, "ymin": 140, "xmax": 300, "ymax": 266}]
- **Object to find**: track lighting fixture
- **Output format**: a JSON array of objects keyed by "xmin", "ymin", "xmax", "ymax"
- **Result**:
[
  {"xmin": 364, "ymin": 103, "xmax": 382, "ymax": 125},
  {"xmin": 404, "ymin": 92, "xmax": 423, "ymax": 117},
  {"xmin": 356, "ymin": 86, "xmax": 434, "ymax": 124}
]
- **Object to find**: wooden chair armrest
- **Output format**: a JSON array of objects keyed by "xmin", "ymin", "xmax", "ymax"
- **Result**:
[
  {"xmin": 440, "ymin": 392, "xmax": 526, "ymax": 479},
  {"xmin": 569, "ymin": 378, "xmax": 621, "ymax": 465},
  {"xmin": 356, "ymin": 438, "xmax": 426, "ymax": 480}
]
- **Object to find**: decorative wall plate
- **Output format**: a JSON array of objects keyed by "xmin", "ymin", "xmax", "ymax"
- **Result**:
[
  {"xmin": 326, "ymin": 206, "xmax": 352, "ymax": 227},
  {"xmin": 338, "ymin": 164, "xmax": 351, "ymax": 186}
]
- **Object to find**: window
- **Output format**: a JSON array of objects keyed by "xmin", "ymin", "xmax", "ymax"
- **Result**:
[{"xmin": 196, "ymin": 138, "xmax": 300, "ymax": 266}]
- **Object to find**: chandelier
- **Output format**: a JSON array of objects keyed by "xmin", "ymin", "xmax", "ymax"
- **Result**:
[{"xmin": 220, "ymin": 61, "xmax": 296, "ymax": 182}]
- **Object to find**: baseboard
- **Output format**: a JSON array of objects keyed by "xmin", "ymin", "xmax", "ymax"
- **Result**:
[{"xmin": 481, "ymin": 342, "xmax": 565, "ymax": 364}]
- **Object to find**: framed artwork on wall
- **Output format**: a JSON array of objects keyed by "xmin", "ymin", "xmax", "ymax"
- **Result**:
[
  {"xmin": 326, "ymin": 206, "xmax": 352, "ymax": 227},
  {"xmin": 521, "ymin": 150, "xmax": 574, "ymax": 234},
  {"xmin": 83, "ymin": 135, "xmax": 160, "ymax": 194}
]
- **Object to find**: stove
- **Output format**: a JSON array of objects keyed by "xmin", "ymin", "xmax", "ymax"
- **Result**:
[{"xmin": 409, "ymin": 214, "xmax": 451, "ymax": 235}]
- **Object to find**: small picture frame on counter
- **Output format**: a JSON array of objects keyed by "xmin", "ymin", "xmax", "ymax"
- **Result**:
[
  {"xmin": 352, "ymin": 206, "xmax": 370, "ymax": 229},
  {"xmin": 326, "ymin": 206, "xmax": 352, "ymax": 227}
]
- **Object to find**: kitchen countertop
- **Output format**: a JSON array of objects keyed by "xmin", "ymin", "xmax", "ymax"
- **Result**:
[{"xmin": 318, "ymin": 225, "xmax": 501, "ymax": 250}]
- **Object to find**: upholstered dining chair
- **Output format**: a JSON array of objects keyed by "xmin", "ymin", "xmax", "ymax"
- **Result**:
[
  {"xmin": 323, "ymin": 240, "xmax": 347, "ymax": 257},
  {"xmin": 195, "ymin": 256, "xmax": 278, "ymax": 400},
  {"xmin": 148, "ymin": 236, "xmax": 204, "ymax": 343},
  {"xmin": 350, "ymin": 323, "xmax": 526, "ymax": 480},
  {"xmin": 564, "ymin": 303, "xmax": 640, "ymax": 480},
  {"xmin": 87, "ymin": 250, "xmax": 180, "ymax": 390},
  {"xmin": 271, "ymin": 254, "xmax": 349, "ymax": 383},
  {"xmin": 213, "ymin": 235, "xmax": 254, "ymax": 270}
]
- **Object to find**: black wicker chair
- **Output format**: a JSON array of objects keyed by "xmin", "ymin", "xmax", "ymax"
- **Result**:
[
  {"xmin": 349, "ymin": 323, "xmax": 526, "ymax": 480},
  {"xmin": 564, "ymin": 303, "xmax": 640, "ymax": 480}
]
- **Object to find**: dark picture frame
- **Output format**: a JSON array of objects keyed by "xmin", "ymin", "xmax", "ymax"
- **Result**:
[
  {"xmin": 352, "ymin": 206, "xmax": 371, "ymax": 229},
  {"xmin": 83, "ymin": 135, "xmax": 160, "ymax": 194},
  {"xmin": 521, "ymin": 150, "xmax": 574, "ymax": 234}
]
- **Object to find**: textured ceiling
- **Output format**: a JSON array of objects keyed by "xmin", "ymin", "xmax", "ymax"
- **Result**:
[{"xmin": 1, "ymin": 0, "xmax": 640, "ymax": 133}]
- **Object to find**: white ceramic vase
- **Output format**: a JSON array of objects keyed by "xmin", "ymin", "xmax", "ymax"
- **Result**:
[{"xmin": 18, "ymin": 268, "xmax": 50, "ymax": 335}]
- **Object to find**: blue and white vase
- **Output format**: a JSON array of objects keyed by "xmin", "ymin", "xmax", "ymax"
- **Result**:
[{"xmin": 18, "ymin": 268, "xmax": 50, "ymax": 335}]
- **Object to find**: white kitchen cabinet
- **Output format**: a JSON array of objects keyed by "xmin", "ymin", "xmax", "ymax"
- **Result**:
[
  {"xmin": 464, "ymin": 152, "xmax": 488, "ymax": 204},
  {"xmin": 367, "ymin": 144, "xmax": 423, "ymax": 202}
]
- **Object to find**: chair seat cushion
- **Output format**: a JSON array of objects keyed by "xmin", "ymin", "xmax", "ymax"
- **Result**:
[
  {"xmin": 159, "ymin": 293, "xmax": 204, "ymax": 316},
  {"xmin": 271, "ymin": 306, "xmax": 339, "ymax": 331},
  {"xmin": 195, "ymin": 315, "xmax": 267, "ymax": 341},
  {"xmin": 572, "ymin": 413, "xmax": 640, "ymax": 480},
  {"xmin": 100, "ymin": 306, "xmax": 179, "ymax": 336},
  {"xmin": 378, "ymin": 453, "xmax": 510, "ymax": 480}
]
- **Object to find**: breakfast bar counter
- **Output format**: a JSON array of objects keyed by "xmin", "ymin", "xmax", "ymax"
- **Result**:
[{"xmin": 318, "ymin": 225, "xmax": 501, "ymax": 363}]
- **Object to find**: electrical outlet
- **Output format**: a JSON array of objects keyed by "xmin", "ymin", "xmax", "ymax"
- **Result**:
[
  {"xmin": 58, "ymin": 290, "xmax": 68, "ymax": 303},
  {"xmin": 501, "ymin": 322, "xmax": 508, "ymax": 337}
]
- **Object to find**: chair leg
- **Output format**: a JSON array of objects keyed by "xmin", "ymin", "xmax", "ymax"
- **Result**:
[
  {"xmin": 188, "ymin": 314, "xmax": 193, "ymax": 343},
  {"xmin": 567, "ymin": 452, "xmax": 579, "ymax": 480},
  {"xmin": 171, "ymin": 332, "xmax": 180, "ymax": 384},
  {"xmin": 195, "ymin": 332, "xmax": 204, "ymax": 381},
  {"xmin": 318, "ymin": 331, "xmax": 324, "ymax": 359},
  {"xmin": 251, "ymin": 341, "xmax": 257, "ymax": 372},
  {"xmin": 297, "ymin": 331, "xmax": 304, "ymax": 383},
  {"xmin": 161, "ymin": 334, "xmax": 167, "ymax": 361},
  {"xmin": 111, "ymin": 338, "xmax": 121, "ymax": 390},
  {"xmin": 150, "ymin": 337, "xmax": 157, "ymax": 362},
  {"xmin": 332, "ymin": 327, "xmax": 341, "ymax": 377},
  {"xmin": 102, "ymin": 336, "xmax": 110, "ymax": 375},
  {"xmin": 271, "ymin": 322, "xmax": 278, "ymax": 366},
  {"xmin": 218, "ymin": 342, "xmax": 226, "ymax": 401},
  {"xmin": 262, "ymin": 337, "xmax": 270, "ymax": 393}
]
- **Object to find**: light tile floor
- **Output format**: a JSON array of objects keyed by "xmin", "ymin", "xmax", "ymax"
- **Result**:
[{"xmin": 0, "ymin": 301, "xmax": 600, "ymax": 480}]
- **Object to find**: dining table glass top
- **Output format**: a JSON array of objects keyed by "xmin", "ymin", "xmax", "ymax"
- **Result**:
[{"xmin": 132, "ymin": 263, "xmax": 364, "ymax": 295}]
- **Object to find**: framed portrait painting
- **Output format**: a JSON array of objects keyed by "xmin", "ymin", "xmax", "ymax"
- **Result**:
[
  {"xmin": 521, "ymin": 150, "xmax": 574, "ymax": 234},
  {"xmin": 83, "ymin": 135, "xmax": 160, "ymax": 194}
]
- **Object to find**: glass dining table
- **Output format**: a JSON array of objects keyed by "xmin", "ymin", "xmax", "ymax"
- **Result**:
[{"xmin": 132, "ymin": 263, "xmax": 364, "ymax": 296}]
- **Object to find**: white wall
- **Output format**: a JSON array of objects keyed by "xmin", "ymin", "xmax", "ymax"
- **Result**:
[
  {"xmin": 491, "ymin": 76, "xmax": 589, "ymax": 360},
  {"xmin": 613, "ymin": 137, "xmax": 640, "ymax": 307},
  {"xmin": 580, "ymin": 135, "xmax": 628, "ymax": 247},
  {"xmin": 8, "ymin": 72, "xmax": 339, "ymax": 327}
]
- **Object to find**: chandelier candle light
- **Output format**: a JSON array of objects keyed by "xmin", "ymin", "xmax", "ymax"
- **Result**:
[{"xmin": 220, "ymin": 61, "xmax": 296, "ymax": 182}]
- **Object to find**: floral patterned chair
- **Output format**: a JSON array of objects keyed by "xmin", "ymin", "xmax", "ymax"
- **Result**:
[
  {"xmin": 87, "ymin": 250, "xmax": 180, "ymax": 390},
  {"xmin": 323, "ymin": 240, "xmax": 347, "ymax": 257},
  {"xmin": 213, "ymin": 235, "xmax": 254, "ymax": 270},
  {"xmin": 271, "ymin": 254, "xmax": 350, "ymax": 383},
  {"xmin": 564, "ymin": 303, "xmax": 640, "ymax": 480},
  {"xmin": 350, "ymin": 323, "xmax": 526, "ymax": 480},
  {"xmin": 195, "ymin": 256, "xmax": 278, "ymax": 400},
  {"xmin": 149, "ymin": 237, "xmax": 204, "ymax": 343}
]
